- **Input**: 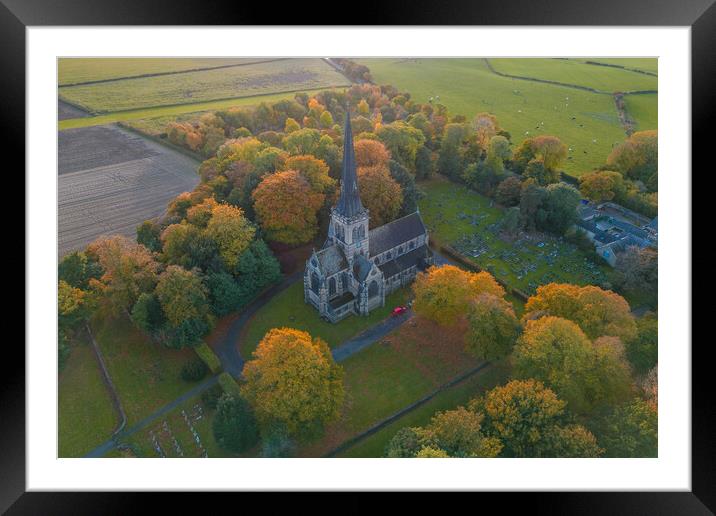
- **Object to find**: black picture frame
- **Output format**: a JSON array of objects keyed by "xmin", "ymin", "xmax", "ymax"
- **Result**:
[{"xmin": 6, "ymin": 0, "xmax": 710, "ymax": 511}]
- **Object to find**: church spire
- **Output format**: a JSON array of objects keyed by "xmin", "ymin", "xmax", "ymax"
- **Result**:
[{"xmin": 335, "ymin": 110, "xmax": 365, "ymax": 218}]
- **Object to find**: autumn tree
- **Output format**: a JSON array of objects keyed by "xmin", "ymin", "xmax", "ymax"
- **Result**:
[
  {"xmin": 357, "ymin": 165, "xmax": 403, "ymax": 227},
  {"xmin": 155, "ymin": 265, "xmax": 213, "ymax": 348},
  {"xmin": 579, "ymin": 170, "xmax": 626, "ymax": 202},
  {"xmin": 523, "ymin": 283, "xmax": 637, "ymax": 342},
  {"xmin": 241, "ymin": 328, "xmax": 344, "ymax": 438},
  {"xmin": 354, "ymin": 139, "xmax": 391, "ymax": 168},
  {"xmin": 475, "ymin": 379, "xmax": 566, "ymax": 457},
  {"xmin": 524, "ymin": 158, "xmax": 559, "ymax": 185},
  {"xmin": 514, "ymin": 135, "xmax": 568, "ymax": 175},
  {"xmin": 58, "ymin": 280, "xmax": 90, "ymax": 330},
  {"xmin": 607, "ymin": 130, "xmax": 657, "ymax": 190},
  {"xmin": 513, "ymin": 316, "xmax": 633, "ymax": 414},
  {"xmin": 465, "ymin": 294, "xmax": 521, "ymax": 360},
  {"xmin": 205, "ymin": 203, "xmax": 256, "ymax": 271},
  {"xmin": 252, "ymin": 170, "xmax": 325, "ymax": 245},
  {"xmin": 415, "ymin": 407, "xmax": 502, "ymax": 458},
  {"xmin": 385, "ymin": 427, "xmax": 422, "ymax": 458},
  {"xmin": 283, "ymin": 155, "xmax": 335, "ymax": 195},
  {"xmin": 472, "ymin": 113, "xmax": 501, "ymax": 152},
  {"xmin": 412, "ymin": 265, "xmax": 505, "ymax": 326},
  {"xmin": 86, "ymin": 235, "xmax": 160, "ymax": 314}
]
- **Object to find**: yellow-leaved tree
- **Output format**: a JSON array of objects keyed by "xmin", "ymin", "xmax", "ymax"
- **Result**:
[
  {"xmin": 241, "ymin": 328, "xmax": 344, "ymax": 437},
  {"xmin": 204, "ymin": 203, "xmax": 256, "ymax": 270},
  {"xmin": 412, "ymin": 265, "xmax": 505, "ymax": 326}
]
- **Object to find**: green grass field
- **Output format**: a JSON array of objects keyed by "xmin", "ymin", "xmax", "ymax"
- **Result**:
[
  {"xmin": 58, "ymin": 333, "xmax": 118, "ymax": 457},
  {"xmin": 240, "ymin": 281, "xmax": 409, "ymax": 358},
  {"xmin": 488, "ymin": 58, "xmax": 657, "ymax": 92},
  {"xmin": 297, "ymin": 316, "xmax": 485, "ymax": 456},
  {"xmin": 58, "ymin": 87, "xmax": 345, "ymax": 131},
  {"xmin": 577, "ymin": 58, "xmax": 658, "ymax": 74},
  {"xmin": 418, "ymin": 177, "xmax": 612, "ymax": 295},
  {"xmin": 58, "ymin": 58, "xmax": 269, "ymax": 86},
  {"xmin": 59, "ymin": 58, "xmax": 349, "ymax": 114},
  {"xmin": 337, "ymin": 359, "xmax": 511, "ymax": 457},
  {"xmin": 358, "ymin": 58, "xmax": 657, "ymax": 176},
  {"xmin": 91, "ymin": 314, "xmax": 205, "ymax": 426},
  {"xmin": 624, "ymin": 93, "xmax": 658, "ymax": 131}
]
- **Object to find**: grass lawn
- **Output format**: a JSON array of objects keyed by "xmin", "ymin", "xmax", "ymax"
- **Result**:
[
  {"xmin": 58, "ymin": 87, "xmax": 346, "ymax": 131},
  {"xmin": 58, "ymin": 331, "xmax": 118, "ymax": 457},
  {"xmin": 58, "ymin": 58, "xmax": 269, "ymax": 86},
  {"xmin": 624, "ymin": 93, "xmax": 658, "ymax": 132},
  {"xmin": 240, "ymin": 281, "xmax": 410, "ymax": 358},
  {"xmin": 488, "ymin": 58, "xmax": 657, "ymax": 92},
  {"xmin": 358, "ymin": 57, "xmax": 655, "ymax": 176},
  {"xmin": 337, "ymin": 359, "xmax": 511, "ymax": 457},
  {"xmin": 90, "ymin": 314, "xmax": 206, "ymax": 426},
  {"xmin": 418, "ymin": 177, "xmax": 612, "ymax": 296},
  {"xmin": 296, "ymin": 316, "xmax": 484, "ymax": 457},
  {"xmin": 59, "ymin": 58, "xmax": 349, "ymax": 114}
]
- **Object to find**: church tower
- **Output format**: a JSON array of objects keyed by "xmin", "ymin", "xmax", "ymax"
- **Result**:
[{"xmin": 327, "ymin": 111, "xmax": 370, "ymax": 267}]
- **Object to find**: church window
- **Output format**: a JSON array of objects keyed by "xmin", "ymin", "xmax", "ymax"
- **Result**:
[
  {"xmin": 329, "ymin": 277, "xmax": 336, "ymax": 296},
  {"xmin": 311, "ymin": 273, "xmax": 320, "ymax": 294},
  {"xmin": 342, "ymin": 273, "xmax": 348, "ymax": 290},
  {"xmin": 368, "ymin": 280, "xmax": 379, "ymax": 298},
  {"xmin": 409, "ymin": 240, "xmax": 415, "ymax": 250}
]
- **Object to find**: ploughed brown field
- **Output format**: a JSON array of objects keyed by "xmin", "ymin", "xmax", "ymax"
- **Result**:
[{"xmin": 58, "ymin": 124, "xmax": 200, "ymax": 257}]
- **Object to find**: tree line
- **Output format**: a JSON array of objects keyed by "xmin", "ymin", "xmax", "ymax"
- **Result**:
[{"xmin": 382, "ymin": 265, "xmax": 657, "ymax": 458}]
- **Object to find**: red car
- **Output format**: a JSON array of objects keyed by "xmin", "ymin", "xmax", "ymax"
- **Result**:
[{"xmin": 391, "ymin": 306, "xmax": 408, "ymax": 316}]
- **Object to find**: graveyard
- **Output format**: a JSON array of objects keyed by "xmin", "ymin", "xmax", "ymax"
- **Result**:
[{"xmin": 418, "ymin": 177, "xmax": 611, "ymax": 296}]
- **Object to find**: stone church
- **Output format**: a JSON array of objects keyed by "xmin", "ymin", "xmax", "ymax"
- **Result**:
[{"xmin": 304, "ymin": 112, "xmax": 432, "ymax": 323}]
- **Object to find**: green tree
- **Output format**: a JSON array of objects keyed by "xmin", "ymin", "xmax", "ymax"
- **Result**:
[
  {"xmin": 385, "ymin": 427, "xmax": 423, "ymax": 458},
  {"xmin": 212, "ymin": 393, "xmax": 260, "ymax": 453},
  {"xmin": 130, "ymin": 292, "xmax": 165, "ymax": 334},
  {"xmin": 626, "ymin": 312, "xmax": 658, "ymax": 374},
  {"xmin": 495, "ymin": 176, "xmax": 522, "ymax": 207},
  {"xmin": 592, "ymin": 398, "xmax": 657, "ymax": 457},
  {"xmin": 541, "ymin": 182, "xmax": 581, "ymax": 234},
  {"xmin": 155, "ymin": 265, "xmax": 213, "ymax": 348}
]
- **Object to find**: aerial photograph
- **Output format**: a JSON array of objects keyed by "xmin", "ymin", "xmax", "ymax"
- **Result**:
[{"xmin": 57, "ymin": 57, "xmax": 658, "ymax": 459}]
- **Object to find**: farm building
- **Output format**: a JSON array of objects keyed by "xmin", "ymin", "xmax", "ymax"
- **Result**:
[
  {"xmin": 304, "ymin": 112, "xmax": 432, "ymax": 322},
  {"xmin": 576, "ymin": 201, "xmax": 657, "ymax": 266}
]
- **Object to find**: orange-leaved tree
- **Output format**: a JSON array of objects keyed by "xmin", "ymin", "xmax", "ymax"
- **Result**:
[
  {"xmin": 252, "ymin": 170, "xmax": 325, "ymax": 245},
  {"xmin": 86, "ymin": 235, "xmax": 160, "ymax": 315},
  {"xmin": 354, "ymin": 139, "xmax": 391, "ymax": 168},
  {"xmin": 357, "ymin": 164, "xmax": 403, "ymax": 228}
]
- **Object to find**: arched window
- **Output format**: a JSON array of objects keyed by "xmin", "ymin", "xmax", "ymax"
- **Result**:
[
  {"xmin": 311, "ymin": 273, "xmax": 320, "ymax": 294},
  {"xmin": 368, "ymin": 280, "xmax": 379, "ymax": 298},
  {"xmin": 329, "ymin": 277, "xmax": 336, "ymax": 296},
  {"xmin": 342, "ymin": 273, "xmax": 348, "ymax": 290},
  {"xmin": 409, "ymin": 241, "xmax": 415, "ymax": 250}
]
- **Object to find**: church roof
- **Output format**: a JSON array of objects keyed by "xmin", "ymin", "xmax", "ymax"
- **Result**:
[
  {"xmin": 315, "ymin": 245, "xmax": 348, "ymax": 276},
  {"xmin": 369, "ymin": 212, "xmax": 428, "ymax": 256},
  {"xmin": 352, "ymin": 254, "xmax": 373, "ymax": 282},
  {"xmin": 379, "ymin": 244, "xmax": 432, "ymax": 278},
  {"xmin": 334, "ymin": 111, "xmax": 365, "ymax": 219}
]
